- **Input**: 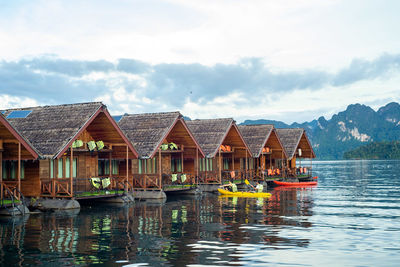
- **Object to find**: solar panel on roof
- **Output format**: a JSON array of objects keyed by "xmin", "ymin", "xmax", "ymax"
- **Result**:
[
  {"xmin": 7, "ymin": 110, "xmax": 32, "ymax": 119},
  {"xmin": 112, "ymin": 115, "xmax": 123, "ymax": 122}
]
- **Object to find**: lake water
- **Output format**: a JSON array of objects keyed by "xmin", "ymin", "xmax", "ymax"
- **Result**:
[{"xmin": 1, "ymin": 160, "xmax": 400, "ymax": 266}]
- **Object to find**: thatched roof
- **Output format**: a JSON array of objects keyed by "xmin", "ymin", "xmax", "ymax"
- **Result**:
[
  {"xmin": 238, "ymin": 124, "xmax": 274, "ymax": 157},
  {"xmin": 2, "ymin": 102, "xmax": 104, "ymax": 158},
  {"xmin": 0, "ymin": 113, "xmax": 39, "ymax": 158},
  {"xmin": 186, "ymin": 118, "xmax": 249, "ymax": 157},
  {"xmin": 119, "ymin": 111, "xmax": 198, "ymax": 158},
  {"xmin": 276, "ymin": 128, "xmax": 315, "ymax": 159}
]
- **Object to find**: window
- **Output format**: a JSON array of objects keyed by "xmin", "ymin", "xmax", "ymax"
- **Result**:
[
  {"xmin": 55, "ymin": 157, "xmax": 77, "ymax": 178},
  {"xmin": 98, "ymin": 159, "xmax": 117, "ymax": 176},
  {"xmin": 1, "ymin": 160, "xmax": 25, "ymax": 180},
  {"xmin": 73, "ymin": 158, "xmax": 77, "ymax": 178},
  {"xmin": 112, "ymin": 160, "xmax": 119, "ymax": 175},
  {"xmin": 66, "ymin": 158, "xmax": 70, "ymax": 178},
  {"xmin": 58, "ymin": 159, "xmax": 63, "ymax": 178},
  {"xmin": 138, "ymin": 158, "xmax": 157, "ymax": 174},
  {"xmin": 50, "ymin": 160, "xmax": 54, "ymax": 178},
  {"xmin": 223, "ymin": 158, "xmax": 231, "ymax": 170},
  {"xmin": 98, "ymin": 159, "xmax": 110, "ymax": 176},
  {"xmin": 200, "ymin": 158, "xmax": 213, "ymax": 171},
  {"xmin": 171, "ymin": 158, "xmax": 182, "ymax": 173},
  {"xmin": 240, "ymin": 158, "xmax": 254, "ymax": 170}
]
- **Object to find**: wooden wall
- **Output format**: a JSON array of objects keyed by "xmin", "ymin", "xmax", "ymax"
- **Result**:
[
  {"xmin": 131, "ymin": 159, "xmax": 139, "ymax": 174},
  {"xmin": 184, "ymin": 159, "xmax": 195, "ymax": 173},
  {"xmin": 21, "ymin": 160, "xmax": 40, "ymax": 197},
  {"xmin": 39, "ymin": 153, "xmax": 99, "ymax": 181},
  {"xmin": 118, "ymin": 159, "xmax": 131, "ymax": 179},
  {"xmin": 161, "ymin": 154, "xmax": 171, "ymax": 174},
  {"xmin": 39, "ymin": 159, "xmax": 50, "ymax": 180}
]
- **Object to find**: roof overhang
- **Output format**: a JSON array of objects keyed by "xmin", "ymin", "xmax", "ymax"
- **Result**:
[
  {"xmin": 0, "ymin": 113, "xmax": 39, "ymax": 159},
  {"xmin": 54, "ymin": 105, "xmax": 139, "ymax": 159},
  {"xmin": 211, "ymin": 121, "xmax": 252, "ymax": 157},
  {"xmin": 150, "ymin": 116, "xmax": 206, "ymax": 158}
]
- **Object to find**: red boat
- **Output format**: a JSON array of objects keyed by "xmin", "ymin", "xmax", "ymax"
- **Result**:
[{"xmin": 273, "ymin": 177, "xmax": 318, "ymax": 186}]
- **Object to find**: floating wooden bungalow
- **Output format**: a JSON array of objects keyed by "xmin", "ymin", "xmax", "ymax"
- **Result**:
[
  {"xmin": 186, "ymin": 118, "xmax": 252, "ymax": 189},
  {"xmin": 238, "ymin": 124, "xmax": 287, "ymax": 181},
  {"xmin": 117, "ymin": 112, "xmax": 205, "ymax": 198},
  {"xmin": 0, "ymin": 112, "xmax": 39, "ymax": 213},
  {"xmin": 1, "ymin": 102, "xmax": 138, "ymax": 207},
  {"xmin": 276, "ymin": 128, "xmax": 316, "ymax": 178}
]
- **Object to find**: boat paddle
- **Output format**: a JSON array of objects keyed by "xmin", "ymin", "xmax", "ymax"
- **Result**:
[{"xmin": 245, "ymin": 179, "xmax": 256, "ymax": 190}]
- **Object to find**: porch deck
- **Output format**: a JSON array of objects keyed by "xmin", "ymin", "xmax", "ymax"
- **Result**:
[{"xmin": 40, "ymin": 177, "xmax": 131, "ymax": 199}]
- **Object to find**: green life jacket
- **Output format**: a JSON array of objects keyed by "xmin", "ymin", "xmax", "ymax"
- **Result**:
[
  {"xmin": 96, "ymin": 141, "xmax": 105, "ymax": 150},
  {"xmin": 231, "ymin": 183, "xmax": 238, "ymax": 192},
  {"xmin": 87, "ymin": 141, "xmax": 96, "ymax": 151},
  {"xmin": 256, "ymin": 184, "xmax": 263, "ymax": 193}
]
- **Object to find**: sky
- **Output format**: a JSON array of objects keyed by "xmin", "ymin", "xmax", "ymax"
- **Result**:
[{"xmin": 1, "ymin": 0, "xmax": 400, "ymax": 123}]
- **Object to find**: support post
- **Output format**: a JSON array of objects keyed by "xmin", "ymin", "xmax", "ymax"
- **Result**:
[
  {"xmin": 219, "ymin": 148, "xmax": 222, "ymax": 184},
  {"xmin": 18, "ymin": 142, "xmax": 21, "ymax": 199},
  {"xmin": 232, "ymin": 152, "xmax": 234, "ymax": 172},
  {"xmin": 70, "ymin": 146, "xmax": 73, "ymax": 197},
  {"xmin": 109, "ymin": 152, "xmax": 112, "ymax": 178},
  {"xmin": 270, "ymin": 153, "xmax": 272, "ymax": 169},
  {"xmin": 159, "ymin": 149, "xmax": 162, "ymax": 189},
  {"xmin": 0, "ymin": 151, "xmax": 3, "ymax": 201},
  {"xmin": 262, "ymin": 155, "xmax": 264, "ymax": 180},
  {"xmin": 245, "ymin": 151, "xmax": 248, "ymax": 179},
  {"xmin": 181, "ymin": 151, "xmax": 184, "ymax": 173},
  {"xmin": 126, "ymin": 145, "xmax": 129, "ymax": 193},
  {"xmin": 196, "ymin": 148, "xmax": 199, "ymax": 185},
  {"xmin": 281, "ymin": 150, "xmax": 283, "ymax": 178}
]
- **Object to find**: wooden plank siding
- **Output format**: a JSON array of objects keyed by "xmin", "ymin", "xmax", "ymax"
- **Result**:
[
  {"xmin": 186, "ymin": 118, "xmax": 252, "ymax": 184},
  {"xmin": 1, "ymin": 114, "xmax": 38, "ymax": 202},
  {"xmin": 118, "ymin": 112, "xmax": 205, "ymax": 190},
  {"xmin": 2, "ymin": 103, "xmax": 138, "ymax": 200},
  {"xmin": 20, "ymin": 160, "xmax": 40, "ymax": 197},
  {"xmin": 238, "ymin": 125, "xmax": 288, "ymax": 180}
]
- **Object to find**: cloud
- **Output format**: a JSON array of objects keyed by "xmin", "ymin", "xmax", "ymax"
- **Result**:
[
  {"xmin": 0, "ymin": 58, "xmax": 110, "ymax": 102},
  {"xmin": 19, "ymin": 57, "xmax": 115, "ymax": 77},
  {"xmin": 117, "ymin": 59, "xmax": 151, "ymax": 74},
  {"xmin": 333, "ymin": 53, "xmax": 400, "ymax": 86},
  {"xmin": 0, "ymin": 94, "xmax": 39, "ymax": 110},
  {"xmin": 1, "ymin": 53, "xmax": 400, "ymax": 122}
]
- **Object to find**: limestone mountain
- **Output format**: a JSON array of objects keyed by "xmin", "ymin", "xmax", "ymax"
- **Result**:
[{"xmin": 241, "ymin": 102, "xmax": 400, "ymax": 159}]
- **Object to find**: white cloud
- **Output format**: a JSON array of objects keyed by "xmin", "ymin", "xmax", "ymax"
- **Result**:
[
  {"xmin": 1, "ymin": 0, "xmax": 400, "ymax": 71},
  {"xmin": 0, "ymin": 95, "xmax": 40, "ymax": 110}
]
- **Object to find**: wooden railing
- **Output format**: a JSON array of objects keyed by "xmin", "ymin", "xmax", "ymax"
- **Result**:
[
  {"xmin": 132, "ymin": 174, "xmax": 161, "ymax": 189},
  {"xmin": 40, "ymin": 176, "xmax": 132, "ymax": 198},
  {"xmin": 0, "ymin": 182, "xmax": 26, "ymax": 215},
  {"xmin": 221, "ymin": 170, "xmax": 248, "ymax": 183},
  {"xmin": 41, "ymin": 179, "xmax": 72, "ymax": 197},
  {"xmin": 162, "ymin": 172, "xmax": 196, "ymax": 187},
  {"xmin": 1, "ymin": 181, "xmax": 20, "ymax": 201},
  {"xmin": 198, "ymin": 171, "xmax": 219, "ymax": 184}
]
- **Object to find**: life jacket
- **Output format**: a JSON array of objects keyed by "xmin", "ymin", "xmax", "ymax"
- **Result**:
[
  {"xmin": 256, "ymin": 184, "xmax": 263, "ymax": 193},
  {"xmin": 231, "ymin": 183, "xmax": 238, "ymax": 192}
]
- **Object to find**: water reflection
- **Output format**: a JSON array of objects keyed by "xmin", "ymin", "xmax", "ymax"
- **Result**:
[
  {"xmin": 0, "ymin": 189, "xmax": 315, "ymax": 266},
  {"xmin": 1, "ymin": 160, "xmax": 400, "ymax": 266}
]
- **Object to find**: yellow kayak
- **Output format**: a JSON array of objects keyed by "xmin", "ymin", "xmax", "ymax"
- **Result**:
[{"xmin": 218, "ymin": 188, "xmax": 271, "ymax": 198}]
